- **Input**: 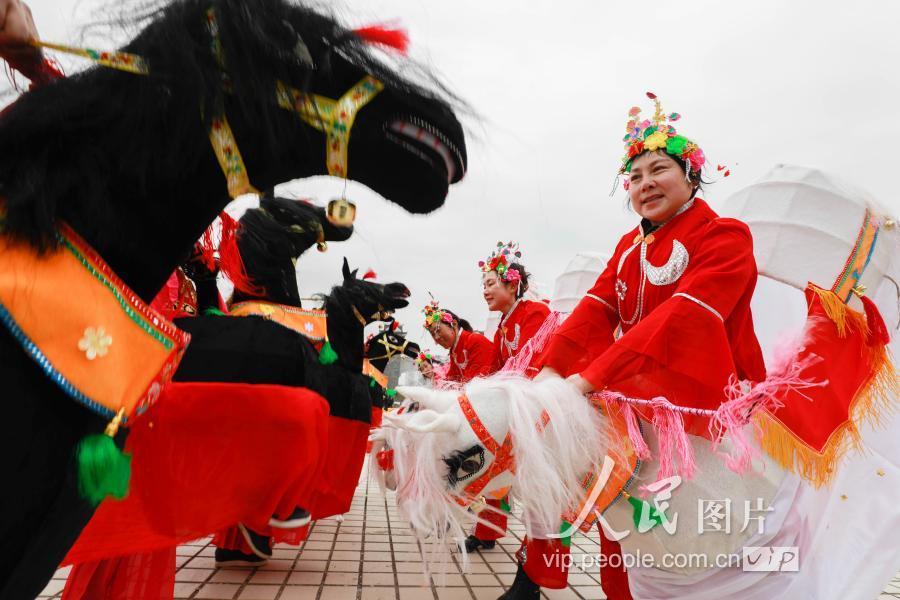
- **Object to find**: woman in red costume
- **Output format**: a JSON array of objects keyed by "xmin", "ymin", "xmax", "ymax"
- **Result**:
[
  {"xmin": 520, "ymin": 93, "xmax": 767, "ymax": 600},
  {"xmin": 421, "ymin": 298, "xmax": 494, "ymax": 383},
  {"xmin": 464, "ymin": 242, "xmax": 551, "ymax": 556}
]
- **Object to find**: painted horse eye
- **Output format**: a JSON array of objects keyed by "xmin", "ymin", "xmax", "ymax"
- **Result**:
[{"xmin": 444, "ymin": 445, "xmax": 485, "ymax": 485}]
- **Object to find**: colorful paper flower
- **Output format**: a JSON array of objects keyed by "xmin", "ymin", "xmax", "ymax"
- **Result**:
[{"xmin": 643, "ymin": 130, "xmax": 668, "ymax": 152}]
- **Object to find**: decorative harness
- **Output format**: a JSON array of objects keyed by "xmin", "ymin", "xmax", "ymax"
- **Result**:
[
  {"xmin": 454, "ymin": 393, "xmax": 549, "ymax": 506},
  {"xmin": 32, "ymin": 8, "xmax": 383, "ymax": 199},
  {"xmin": 367, "ymin": 334, "xmax": 411, "ymax": 363}
]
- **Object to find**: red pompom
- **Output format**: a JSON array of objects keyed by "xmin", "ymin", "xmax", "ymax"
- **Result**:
[
  {"xmin": 353, "ymin": 25, "xmax": 409, "ymax": 55},
  {"xmin": 646, "ymin": 91, "xmax": 657, "ymax": 100},
  {"xmin": 376, "ymin": 449, "xmax": 394, "ymax": 471},
  {"xmin": 362, "ymin": 269, "xmax": 377, "ymax": 280}
]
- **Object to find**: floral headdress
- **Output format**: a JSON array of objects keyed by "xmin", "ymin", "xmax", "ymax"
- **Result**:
[
  {"xmin": 478, "ymin": 241, "xmax": 523, "ymax": 284},
  {"xmin": 619, "ymin": 92, "xmax": 705, "ymax": 189},
  {"xmin": 422, "ymin": 297, "xmax": 454, "ymax": 329}
]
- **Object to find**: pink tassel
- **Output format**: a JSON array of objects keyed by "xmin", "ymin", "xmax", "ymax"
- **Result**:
[
  {"xmin": 650, "ymin": 397, "xmax": 696, "ymax": 481},
  {"xmin": 622, "ymin": 403, "xmax": 651, "ymax": 460},
  {"xmin": 709, "ymin": 351, "xmax": 825, "ymax": 474},
  {"xmin": 500, "ymin": 312, "xmax": 564, "ymax": 374}
]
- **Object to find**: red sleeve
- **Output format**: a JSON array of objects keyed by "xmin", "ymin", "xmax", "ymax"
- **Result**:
[
  {"xmin": 581, "ymin": 219, "xmax": 760, "ymax": 433},
  {"xmin": 540, "ymin": 247, "xmax": 623, "ymax": 377},
  {"xmin": 464, "ymin": 332, "xmax": 497, "ymax": 379}
]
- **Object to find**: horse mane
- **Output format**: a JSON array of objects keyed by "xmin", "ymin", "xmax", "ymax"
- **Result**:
[{"xmin": 0, "ymin": 0, "xmax": 466, "ymax": 250}]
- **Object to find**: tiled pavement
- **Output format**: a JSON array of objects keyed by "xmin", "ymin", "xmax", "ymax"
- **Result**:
[{"xmin": 39, "ymin": 461, "xmax": 900, "ymax": 600}]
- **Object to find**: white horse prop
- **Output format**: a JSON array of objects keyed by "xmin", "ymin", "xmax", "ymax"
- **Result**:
[{"xmin": 373, "ymin": 165, "xmax": 898, "ymax": 599}]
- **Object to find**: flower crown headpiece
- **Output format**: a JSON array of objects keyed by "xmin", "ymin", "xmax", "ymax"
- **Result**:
[
  {"xmin": 619, "ymin": 92, "xmax": 705, "ymax": 189},
  {"xmin": 478, "ymin": 241, "xmax": 523, "ymax": 284},
  {"xmin": 422, "ymin": 297, "xmax": 454, "ymax": 329}
]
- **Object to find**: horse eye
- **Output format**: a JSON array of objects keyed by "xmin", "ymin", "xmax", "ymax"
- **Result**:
[{"xmin": 444, "ymin": 446, "xmax": 485, "ymax": 485}]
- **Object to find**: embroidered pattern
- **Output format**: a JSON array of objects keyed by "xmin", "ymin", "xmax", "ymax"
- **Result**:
[
  {"xmin": 503, "ymin": 324, "xmax": 521, "ymax": 357},
  {"xmin": 643, "ymin": 239, "xmax": 690, "ymax": 286},
  {"xmin": 454, "ymin": 348, "xmax": 470, "ymax": 371},
  {"xmin": 78, "ymin": 327, "xmax": 112, "ymax": 360}
]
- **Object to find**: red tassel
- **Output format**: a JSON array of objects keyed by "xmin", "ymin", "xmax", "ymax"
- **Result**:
[
  {"xmin": 217, "ymin": 212, "xmax": 265, "ymax": 297},
  {"xmin": 362, "ymin": 269, "xmax": 377, "ymax": 280},
  {"xmin": 196, "ymin": 222, "xmax": 218, "ymax": 273},
  {"xmin": 860, "ymin": 295, "xmax": 890, "ymax": 346},
  {"xmin": 353, "ymin": 25, "xmax": 409, "ymax": 54},
  {"xmin": 376, "ymin": 449, "xmax": 394, "ymax": 471}
]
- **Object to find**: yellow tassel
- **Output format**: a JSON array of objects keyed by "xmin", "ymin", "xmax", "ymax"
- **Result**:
[
  {"xmin": 757, "ymin": 346, "xmax": 897, "ymax": 488},
  {"xmin": 808, "ymin": 284, "xmax": 868, "ymax": 338}
]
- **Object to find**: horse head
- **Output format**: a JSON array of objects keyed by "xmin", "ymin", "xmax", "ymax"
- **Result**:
[
  {"xmin": 373, "ymin": 377, "xmax": 608, "ymax": 547},
  {"xmin": 230, "ymin": 194, "xmax": 353, "ymax": 305},
  {"xmin": 365, "ymin": 324, "xmax": 421, "ymax": 373},
  {"xmin": 336, "ymin": 257, "xmax": 410, "ymax": 323},
  {"xmin": 0, "ymin": 0, "xmax": 467, "ymax": 299}
]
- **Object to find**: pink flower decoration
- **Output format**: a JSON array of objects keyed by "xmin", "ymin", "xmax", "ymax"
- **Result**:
[
  {"xmin": 505, "ymin": 268, "xmax": 522, "ymax": 283},
  {"xmin": 441, "ymin": 312, "xmax": 454, "ymax": 324},
  {"xmin": 688, "ymin": 148, "xmax": 705, "ymax": 172},
  {"xmin": 622, "ymin": 178, "xmax": 631, "ymax": 191}
]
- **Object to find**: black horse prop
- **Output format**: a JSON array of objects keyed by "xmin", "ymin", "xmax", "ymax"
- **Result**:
[{"xmin": 0, "ymin": 0, "xmax": 465, "ymax": 594}]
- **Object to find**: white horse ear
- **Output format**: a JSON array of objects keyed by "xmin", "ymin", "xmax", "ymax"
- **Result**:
[
  {"xmin": 395, "ymin": 386, "xmax": 456, "ymax": 413},
  {"xmin": 395, "ymin": 386, "xmax": 429, "ymax": 405},
  {"xmin": 384, "ymin": 409, "xmax": 461, "ymax": 433}
]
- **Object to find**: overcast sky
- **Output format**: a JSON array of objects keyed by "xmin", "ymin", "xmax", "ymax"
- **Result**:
[{"xmin": 8, "ymin": 0, "xmax": 900, "ymax": 356}]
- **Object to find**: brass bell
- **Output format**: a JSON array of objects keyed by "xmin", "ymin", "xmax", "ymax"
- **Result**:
[{"xmin": 327, "ymin": 197, "xmax": 357, "ymax": 227}]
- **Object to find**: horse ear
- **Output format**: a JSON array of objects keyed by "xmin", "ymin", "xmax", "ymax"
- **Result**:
[
  {"xmin": 384, "ymin": 410, "xmax": 460, "ymax": 434},
  {"xmin": 342, "ymin": 257, "xmax": 352, "ymax": 280},
  {"xmin": 396, "ymin": 387, "xmax": 456, "ymax": 413}
]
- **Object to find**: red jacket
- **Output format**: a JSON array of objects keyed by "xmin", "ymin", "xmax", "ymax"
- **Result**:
[
  {"xmin": 494, "ymin": 298, "xmax": 551, "ymax": 376},
  {"xmin": 445, "ymin": 329, "xmax": 495, "ymax": 383},
  {"xmin": 541, "ymin": 198, "xmax": 765, "ymax": 436}
]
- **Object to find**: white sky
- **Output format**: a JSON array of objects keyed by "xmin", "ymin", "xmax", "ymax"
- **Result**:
[{"xmin": 8, "ymin": 0, "xmax": 900, "ymax": 356}]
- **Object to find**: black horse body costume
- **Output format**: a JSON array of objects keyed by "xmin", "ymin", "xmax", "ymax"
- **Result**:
[
  {"xmin": 174, "ymin": 195, "xmax": 411, "ymax": 519},
  {"xmin": 62, "ymin": 197, "xmax": 410, "ymax": 589},
  {"xmin": 0, "ymin": 0, "xmax": 465, "ymax": 595}
]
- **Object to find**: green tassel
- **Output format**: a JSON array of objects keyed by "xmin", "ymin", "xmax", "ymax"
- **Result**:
[
  {"xmin": 558, "ymin": 520, "xmax": 572, "ymax": 548},
  {"xmin": 77, "ymin": 432, "xmax": 131, "ymax": 506},
  {"xmin": 385, "ymin": 389, "xmax": 397, "ymax": 398},
  {"xmin": 318, "ymin": 340, "xmax": 339, "ymax": 365},
  {"xmin": 626, "ymin": 494, "xmax": 663, "ymax": 531},
  {"xmin": 203, "ymin": 307, "xmax": 226, "ymax": 316}
]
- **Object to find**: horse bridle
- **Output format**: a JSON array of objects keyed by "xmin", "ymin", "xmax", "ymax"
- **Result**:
[
  {"xmin": 367, "ymin": 334, "xmax": 410, "ymax": 362},
  {"xmin": 32, "ymin": 9, "xmax": 384, "ymax": 199},
  {"xmin": 351, "ymin": 304, "xmax": 393, "ymax": 327},
  {"xmin": 453, "ymin": 394, "xmax": 550, "ymax": 507}
]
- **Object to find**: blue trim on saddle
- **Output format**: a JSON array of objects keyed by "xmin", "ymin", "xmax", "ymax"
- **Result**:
[
  {"xmin": 0, "ymin": 302, "xmax": 115, "ymax": 420},
  {"xmin": 602, "ymin": 418, "xmax": 644, "ymax": 515}
]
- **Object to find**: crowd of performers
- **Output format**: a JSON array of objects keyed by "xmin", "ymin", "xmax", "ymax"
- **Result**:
[{"xmin": 1, "ymin": 1, "xmax": 896, "ymax": 599}]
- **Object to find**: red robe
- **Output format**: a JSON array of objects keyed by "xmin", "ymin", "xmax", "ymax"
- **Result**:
[
  {"xmin": 493, "ymin": 299, "xmax": 551, "ymax": 375},
  {"xmin": 541, "ymin": 198, "xmax": 766, "ymax": 437},
  {"xmin": 445, "ymin": 329, "xmax": 495, "ymax": 383}
]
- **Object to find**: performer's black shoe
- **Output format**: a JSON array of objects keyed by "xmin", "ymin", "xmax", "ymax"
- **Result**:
[
  {"xmin": 464, "ymin": 534, "xmax": 496, "ymax": 553},
  {"xmin": 497, "ymin": 564, "xmax": 540, "ymax": 600},
  {"xmin": 238, "ymin": 523, "xmax": 273, "ymax": 559},
  {"xmin": 269, "ymin": 507, "xmax": 311, "ymax": 529},
  {"xmin": 214, "ymin": 547, "xmax": 268, "ymax": 568}
]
